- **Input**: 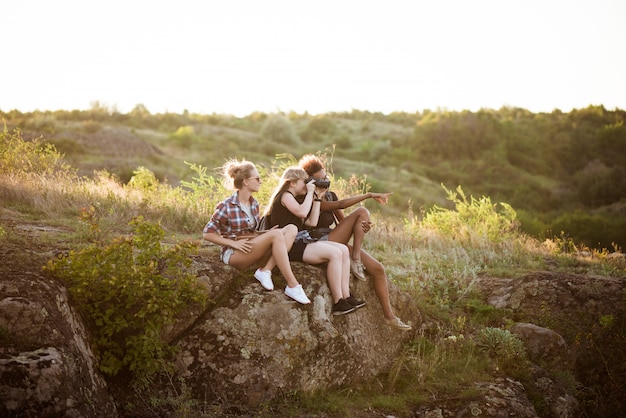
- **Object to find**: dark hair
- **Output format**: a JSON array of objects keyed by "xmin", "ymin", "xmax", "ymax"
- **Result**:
[{"xmin": 298, "ymin": 154, "xmax": 325, "ymax": 177}]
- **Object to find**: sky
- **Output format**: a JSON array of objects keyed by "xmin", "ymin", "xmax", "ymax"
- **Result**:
[{"xmin": 2, "ymin": 0, "xmax": 625, "ymax": 117}]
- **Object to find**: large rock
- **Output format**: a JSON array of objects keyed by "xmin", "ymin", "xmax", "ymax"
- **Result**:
[
  {"xmin": 476, "ymin": 271, "xmax": 625, "ymax": 329},
  {"xmin": 0, "ymin": 273, "xmax": 118, "ymax": 417},
  {"xmin": 416, "ymin": 378, "xmax": 539, "ymax": 417},
  {"xmin": 510, "ymin": 322, "xmax": 571, "ymax": 369},
  {"xmin": 171, "ymin": 247, "xmax": 421, "ymax": 408},
  {"xmin": 475, "ymin": 271, "xmax": 626, "ymax": 418}
]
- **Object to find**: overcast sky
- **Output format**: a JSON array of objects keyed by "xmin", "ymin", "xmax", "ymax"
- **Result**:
[{"xmin": 3, "ymin": 0, "xmax": 625, "ymax": 116}]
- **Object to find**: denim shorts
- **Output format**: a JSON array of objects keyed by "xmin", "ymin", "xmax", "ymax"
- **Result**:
[{"xmin": 221, "ymin": 248, "xmax": 235, "ymax": 265}]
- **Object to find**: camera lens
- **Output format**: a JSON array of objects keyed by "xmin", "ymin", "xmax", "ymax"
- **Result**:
[{"xmin": 314, "ymin": 179, "xmax": 331, "ymax": 188}]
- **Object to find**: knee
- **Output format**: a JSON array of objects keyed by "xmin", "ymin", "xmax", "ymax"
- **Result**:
[
  {"xmin": 282, "ymin": 224, "xmax": 297, "ymax": 240},
  {"xmin": 354, "ymin": 206, "xmax": 370, "ymax": 219},
  {"xmin": 268, "ymin": 229, "xmax": 284, "ymax": 242},
  {"xmin": 327, "ymin": 248, "xmax": 343, "ymax": 263},
  {"xmin": 369, "ymin": 260, "xmax": 385, "ymax": 277}
]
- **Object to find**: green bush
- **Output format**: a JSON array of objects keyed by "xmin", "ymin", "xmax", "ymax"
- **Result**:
[
  {"xmin": 45, "ymin": 217, "xmax": 206, "ymax": 380},
  {"xmin": 550, "ymin": 210, "xmax": 626, "ymax": 251},
  {"xmin": 422, "ymin": 185, "xmax": 519, "ymax": 244},
  {"xmin": 300, "ymin": 115, "xmax": 337, "ymax": 143},
  {"xmin": 0, "ymin": 126, "xmax": 72, "ymax": 176}
]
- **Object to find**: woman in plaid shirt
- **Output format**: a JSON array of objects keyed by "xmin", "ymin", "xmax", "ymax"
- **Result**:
[{"xmin": 203, "ymin": 159, "xmax": 310, "ymax": 304}]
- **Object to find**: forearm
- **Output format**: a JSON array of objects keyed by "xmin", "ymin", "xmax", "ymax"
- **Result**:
[
  {"xmin": 320, "ymin": 193, "xmax": 370, "ymax": 211},
  {"xmin": 294, "ymin": 191, "xmax": 316, "ymax": 219},
  {"xmin": 304, "ymin": 199, "xmax": 322, "ymax": 226},
  {"xmin": 203, "ymin": 232, "xmax": 235, "ymax": 247}
]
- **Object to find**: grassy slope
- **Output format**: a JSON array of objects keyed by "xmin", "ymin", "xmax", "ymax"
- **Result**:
[{"xmin": 2, "ymin": 121, "xmax": 625, "ymax": 417}]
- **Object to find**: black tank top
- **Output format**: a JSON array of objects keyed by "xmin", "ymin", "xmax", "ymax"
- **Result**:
[
  {"xmin": 294, "ymin": 191, "xmax": 337, "ymax": 228},
  {"xmin": 269, "ymin": 191, "xmax": 305, "ymax": 230}
]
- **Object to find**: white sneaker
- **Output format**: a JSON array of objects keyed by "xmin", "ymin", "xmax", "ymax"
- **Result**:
[
  {"xmin": 254, "ymin": 268, "xmax": 274, "ymax": 291},
  {"xmin": 284, "ymin": 284, "xmax": 311, "ymax": 304}
]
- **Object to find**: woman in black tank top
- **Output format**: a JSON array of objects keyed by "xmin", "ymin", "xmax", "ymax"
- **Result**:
[{"xmin": 263, "ymin": 167, "xmax": 365, "ymax": 316}]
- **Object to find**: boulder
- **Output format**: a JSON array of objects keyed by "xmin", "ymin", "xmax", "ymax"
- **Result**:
[
  {"xmin": 170, "ymin": 247, "xmax": 421, "ymax": 408},
  {"xmin": 475, "ymin": 271, "xmax": 625, "ymax": 328},
  {"xmin": 510, "ymin": 322, "xmax": 571, "ymax": 369},
  {"xmin": 416, "ymin": 378, "xmax": 538, "ymax": 417},
  {"xmin": 0, "ymin": 273, "xmax": 118, "ymax": 417}
]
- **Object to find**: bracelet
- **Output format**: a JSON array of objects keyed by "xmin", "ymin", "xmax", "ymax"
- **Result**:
[{"xmin": 314, "ymin": 198, "xmax": 322, "ymax": 202}]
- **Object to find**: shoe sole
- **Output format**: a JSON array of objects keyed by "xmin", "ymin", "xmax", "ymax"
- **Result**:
[
  {"xmin": 351, "ymin": 302, "xmax": 367, "ymax": 309},
  {"xmin": 384, "ymin": 321, "xmax": 412, "ymax": 330},
  {"xmin": 256, "ymin": 281, "xmax": 274, "ymax": 291},
  {"xmin": 386, "ymin": 325, "xmax": 412, "ymax": 331},
  {"xmin": 285, "ymin": 294, "xmax": 310, "ymax": 304},
  {"xmin": 333, "ymin": 307, "xmax": 356, "ymax": 316}
]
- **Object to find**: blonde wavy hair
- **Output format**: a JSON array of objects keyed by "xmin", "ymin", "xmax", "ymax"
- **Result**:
[
  {"xmin": 264, "ymin": 166, "xmax": 308, "ymax": 216},
  {"xmin": 221, "ymin": 159, "xmax": 256, "ymax": 190}
]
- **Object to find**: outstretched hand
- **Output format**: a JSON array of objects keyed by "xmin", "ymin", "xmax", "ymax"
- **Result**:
[{"xmin": 371, "ymin": 192, "xmax": 392, "ymax": 204}]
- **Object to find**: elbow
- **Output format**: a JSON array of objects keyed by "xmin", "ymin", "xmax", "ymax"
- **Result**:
[{"xmin": 293, "ymin": 209, "xmax": 309, "ymax": 219}]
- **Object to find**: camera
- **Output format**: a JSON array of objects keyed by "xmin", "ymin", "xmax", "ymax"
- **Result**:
[{"xmin": 308, "ymin": 177, "xmax": 331, "ymax": 189}]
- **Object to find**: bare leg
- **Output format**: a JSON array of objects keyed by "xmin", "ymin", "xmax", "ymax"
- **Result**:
[
  {"xmin": 229, "ymin": 229, "xmax": 300, "ymax": 288},
  {"xmin": 259, "ymin": 225, "xmax": 297, "ymax": 285},
  {"xmin": 319, "ymin": 241, "xmax": 351, "ymax": 298},
  {"xmin": 302, "ymin": 241, "xmax": 346, "ymax": 303},
  {"xmin": 327, "ymin": 219, "xmax": 408, "ymax": 325},
  {"xmin": 356, "ymin": 246, "xmax": 396, "ymax": 320},
  {"xmin": 327, "ymin": 207, "xmax": 369, "ymax": 262}
]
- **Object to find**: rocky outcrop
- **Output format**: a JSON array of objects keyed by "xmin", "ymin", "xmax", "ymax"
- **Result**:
[
  {"xmin": 0, "ymin": 273, "xmax": 118, "ymax": 417},
  {"xmin": 475, "ymin": 271, "xmax": 626, "ymax": 417},
  {"xmin": 476, "ymin": 271, "xmax": 625, "ymax": 328},
  {"xmin": 2, "ymin": 236, "xmax": 625, "ymax": 418},
  {"xmin": 510, "ymin": 323, "xmax": 571, "ymax": 368},
  {"xmin": 170, "ymin": 248, "xmax": 421, "ymax": 408},
  {"xmin": 0, "ymin": 245, "xmax": 421, "ymax": 416}
]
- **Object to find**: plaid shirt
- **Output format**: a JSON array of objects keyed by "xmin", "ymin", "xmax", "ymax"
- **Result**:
[{"xmin": 203, "ymin": 192, "xmax": 260, "ymax": 257}]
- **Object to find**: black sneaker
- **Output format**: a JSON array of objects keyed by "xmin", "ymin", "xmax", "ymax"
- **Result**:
[
  {"xmin": 332, "ymin": 298, "xmax": 356, "ymax": 316},
  {"xmin": 345, "ymin": 295, "xmax": 367, "ymax": 309}
]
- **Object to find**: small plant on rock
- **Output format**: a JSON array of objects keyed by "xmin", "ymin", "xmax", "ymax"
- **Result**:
[{"xmin": 477, "ymin": 327, "xmax": 527, "ymax": 373}]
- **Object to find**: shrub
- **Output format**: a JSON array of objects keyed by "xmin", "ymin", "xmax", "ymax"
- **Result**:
[
  {"xmin": 0, "ymin": 126, "xmax": 72, "ymax": 177},
  {"xmin": 45, "ymin": 217, "xmax": 206, "ymax": 381},
  {"xmin": 477, "ymin": 327, "xmax": 526, "ymax": 373},
  {"xmin": 300, "ymin": 115, "xmax": 337, "ymax": 143},
  {"xmin": 169, "ymin": 125, "xmax": 198, "ymax": 149},
  {"xmin": 422, "ymin": 185, "xmax": 519, "ymax": 244},
  {"xmin": 260, "ymin": 113, "xmax": 299, "ymax": 145}
]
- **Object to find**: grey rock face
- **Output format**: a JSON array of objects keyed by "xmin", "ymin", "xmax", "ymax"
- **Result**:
[
  {"xmin": 173, "ymin": 252, "xmax": 421, "ymax": 407},
  {"xmin": 0, "ymin": 274, "xmax": 117, "ymax": 417}
]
